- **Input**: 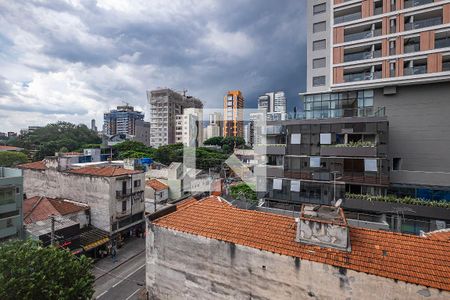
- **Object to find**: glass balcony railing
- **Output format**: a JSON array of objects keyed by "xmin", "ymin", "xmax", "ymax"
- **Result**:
[
  {"xmin": 435, "ymin": 38, "xmax": 450, "ymax": 49},
  {"xmin": 404, "ymin": 43, "xmax": 420, "ymax": 53},
  {"xmin": 403, "ymin": 65, "xmax": 427, "ymax": 76},
  {"xmin": 344, "ymin": 70, "xmax": 382, "ymax": 82},
  {"xmin": 344, "ymin": 29, "xmax": 382, "ymax": 42},
  {"xmin": 374, "ymin": 7, "xmax": 383, "ymax": 15},
  {"xmin": 344, "ymin": 50, "xmax": 382, "ymax": 62},
  {"xmin": 335, "ymin": 11, "xmax": 362, "ymax": 24},
  {"xmin": 404, "ymin": 0, "xmax": 433, "ymax": 9},
  {"xmin": 286, "ymin": 107, "xmax": 386, "ymax": 120},
  {"xmin": 443, "ymin": 62, "xmax": 450, "ymax": 72},
  {"xmin": 404, "ymin": 17, "xmax": 442, "ymax": 31}
]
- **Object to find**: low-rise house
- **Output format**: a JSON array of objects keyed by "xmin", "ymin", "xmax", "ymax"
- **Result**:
[
  {"xmin": 23, "ymin": 196, "xmax": 90, "ymax": 227},
  {"xmin": 145, "ymin": 179, "xmax": 169, "ymax": 204},
  {"xmin": 18, "ymin": 158, "xmax": 145, "ymax": 236},
  {"xmin": 146, "ymin": 197, "xmax": 450, "ymax": 299}
]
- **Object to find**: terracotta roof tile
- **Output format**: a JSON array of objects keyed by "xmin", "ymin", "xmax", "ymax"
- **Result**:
[
  {"xmin": 18, "ymin": 161, "xmax": 47, "ymax": 170},
  {"xmin": 68, "ymin": 166, "xmax": 142, "ymax": 177},
  {"xmin": 23, "ymin": 196, "xmax": 88, "ymax": 224},
  {"xmin": 147, "ymin": 179, "xmax": 169, "ymax": 191},
  {"xmin": 153, "ymin": 197, "xmax": 450, "ymax": 292},
  {"xmin": 0, "ymin": 145, "xmax": 22, "ymax": 151}
]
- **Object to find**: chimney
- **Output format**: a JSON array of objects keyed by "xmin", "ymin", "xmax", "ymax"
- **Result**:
[{"xmin": 296, "ymin": 204, "xmax": 351, "ymax": 252}]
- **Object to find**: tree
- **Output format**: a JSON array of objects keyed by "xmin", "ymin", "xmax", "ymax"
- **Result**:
[
  {"xmin": 203, "ymin": 136, "xmax": 224, "ymax": 146},
  {"xmin": 230, "ymin": 183, "xmax": 257, "ymax": 204},
  {"xmin": 0, "ymin": 152, "xmax": 28, "ymax": 167},
  {"xmin": 0, "ymin": 240, "xmax": 94, "ymax": 300},
  {"xmin": 203, "ymin": 136, "xmax": 246, "ymax": 153},
  {"xmin": 112, "ymin": 140, "xmax": 155, "ymax": 159}
]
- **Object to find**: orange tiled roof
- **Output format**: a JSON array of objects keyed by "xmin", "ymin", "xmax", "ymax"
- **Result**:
[
  {"xmin": 68, "ymin": 166, "xmax": 142, "ymax": 177},
  {"xmin": 425, "ymin": 229, "xmax": 450, "ymax": 242},
  {"xmin": 23, "ymin": 196, "xmax": 88, "ymax": 224},
  {"xmin": 147, "ymin": 179, "xmax": 169, "ymax": 191},
  {"xmin": 17, "ymin": 161, "xmax": 47, "ymax": 170},
  {"xmin": 153, "ymin": 196, "xmax": 450, "ymax": 291},
  {"xmin": 0, "ymin": 145, "xmax": 22, "ymax": 151}
]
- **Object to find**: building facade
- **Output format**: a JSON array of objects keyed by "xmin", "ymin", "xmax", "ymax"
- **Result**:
[
  {"xmin": 175, "ymin": 108, "xmax": 203, "ymax": 147},
  {"xmin": 258, "ymin": 91, "xmax": 287, "ymax": 121},
  {"xmin": 147, "ymin": 89, "xmax": 203, "ymax": 147},
  {"xmin": 204, "ymin": 112, "xmax": 222, "ymax": 141},
  {"xmin": 103, "ymin": 104, "xmax": 144, "ymax": 136},
  {"xmin": 223, "ymin": 90, "xmax": 244, "ymax": 138},
  {"xmin": 0, "ymin": 167, "xmax": 23, "ymax": 242}
]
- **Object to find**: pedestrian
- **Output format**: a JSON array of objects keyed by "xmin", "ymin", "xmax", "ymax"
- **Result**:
[{"xmin": 111, "ymin": 245, "xmax": 117, "ymax": 263}]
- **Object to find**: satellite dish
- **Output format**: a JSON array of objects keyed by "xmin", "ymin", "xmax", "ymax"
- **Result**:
[{"xmin": 334, "ymin": 199, "xmax": 342, "ymax": 208}]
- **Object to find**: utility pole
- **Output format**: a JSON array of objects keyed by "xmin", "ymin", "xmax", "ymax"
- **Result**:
[{"xmin": 50, "ymin": 215, "xmax": 55, "ymax": 246}]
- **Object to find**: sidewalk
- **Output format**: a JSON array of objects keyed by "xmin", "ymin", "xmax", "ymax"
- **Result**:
[{"xmin": 93, "ymin": 237, "xmax": 146, "ymax": 279}]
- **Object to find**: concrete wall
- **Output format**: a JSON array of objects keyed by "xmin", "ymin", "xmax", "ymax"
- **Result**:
[
  {"xmin": 146, "ymin": 225, "xmax": 449, "ymax": 300},
  {"xmin": 23, "ymin": 169, "xmax": 113, "ymax": 232},
  {"xmin": 144, "ymin": 186, "xmax": 169, "ymax": 203},
  {"xmin": 374, "ymin": 82, "xmax": 450, "ymax": 187}
]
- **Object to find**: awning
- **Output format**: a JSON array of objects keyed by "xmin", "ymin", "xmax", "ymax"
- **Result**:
[{"xmin": 80, "ymin": 227, "xmax": 110, "ymax": 251}]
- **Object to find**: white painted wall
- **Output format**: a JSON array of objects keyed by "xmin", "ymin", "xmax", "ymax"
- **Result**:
[{"xmin": 146, "ymin": 224, "xmax": 449, "ymax": 300}]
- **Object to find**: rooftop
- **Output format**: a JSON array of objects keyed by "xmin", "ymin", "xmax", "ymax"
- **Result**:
[
  {"xmin": 17, "ymin": 161, "xmax": 47, "ymax": 170},
  {"xmin": 152, "ymin": 196, "xmax": 450, "ymax": 291},
  {"xmin": 0, "ymin": 145, "xmax": 23, "ymax": 151},
  {"xmin": 26, "ymin": 217, "xmax": 78, "ymax": 237},
  {"xmin": 147, "ymin": 179, "xmax": 169, "ymax": 191},
  {"xmin": 68, "ymin": 166, "xmax": 142, "ymax": 177},
  {"xmin": 24, "ymin": 196, "xmax": 89, "ymax": 224}
]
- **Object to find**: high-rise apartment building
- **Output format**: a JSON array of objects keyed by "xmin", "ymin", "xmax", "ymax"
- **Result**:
[
  {"xmin": 103, "ymin": 105, "xmax": 144, "ymax": 136},
  {"xmin": 147, "ymin": 89, "xmax": 203, "ymax": 147},
  {"xmin": 257, "ymin": 91, "xmax": 287, "ymax": 121},
  {"xmin": 175, "ymin": 108, "xmax": 203, "ymax": 147},
  {"xmin": 223, "ymin": 90, "xmax": 244, "ymax": 138},
  {"xmin": 0, "ymin": 167, "xmax": 23, "ymax": 242},
  {"xmin": 204, "ymin": 112, "xmax": 222, "ymax": 140}
]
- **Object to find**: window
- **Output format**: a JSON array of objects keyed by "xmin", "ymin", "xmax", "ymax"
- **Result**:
[
  {"xmin": 313, "ymin": 3, "xmax": 326, "ymax": 15},
  {"xmin": 0, "ymin": 189, "xmax": 15, "ymax": 205},
  {"xmin": 290, "ymin": 180, "xmax": 301, "ymax": 192},
  {"xmin": 313, "ymin": 39, "xmax": 326, "ymax": 51},
  {"xmin": 320, "ymin": 133, "xmax": 332, "ymax": 144},
  {"xmin": 122, "ymin": 200, "xmax": 127, "ymax": 212},
  {"xmin": 310, "ymin": 157, "xmax": 321, "ymax": 168},
  {"xmin": 313, "ymin": 21, "xmax": 326, "ymax": 33},
  {"xmin": 313, "ymin": 76, "xmax": 326, "ymax": 86},
  {"xmin": 393, "ymin": 157, "xmax": 402, "ymax": 170},
  {"xmin": 291, "ymin": 133, "xmax": 301, "ymax": 144},
  {"xmin": 364, "ymin": 159, "xmax": 377, "ymax": 172},
  {"xmin": 134, "ymin": 180, "xmax": 141, "ymax": 188},
  {"xmin": 273, "ymin": 179, "xmax": 283, "ymax": 190},
  {"xmin": 313, "ymin": 58, "xmax": 326, "ymax": 69}
]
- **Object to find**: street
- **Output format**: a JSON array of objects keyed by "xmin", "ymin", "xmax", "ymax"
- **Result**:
[{"xmin": 93, "ymin": 242, "xmax": 146, "ymax": 300}]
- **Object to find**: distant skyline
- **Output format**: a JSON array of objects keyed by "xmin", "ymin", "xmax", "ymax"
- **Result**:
[{"xmin": 0, "ymin": 1, "xmax": 307, "ymax": 132}]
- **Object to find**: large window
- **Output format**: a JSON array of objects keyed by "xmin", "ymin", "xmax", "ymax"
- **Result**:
[
  {"xmin": 0, "ymin": 188, "xmax": 15, "ymax": 205},
  {"xmin": 313, "ymin": 39, "xmax": 326, "ymax": 51},
  {"xmin": 313, "ymin": 3, "xmax": 326, "ymax": 15},
  {"xmin": 313, "ymin": 21, "xmax": 326, "ymax": 33}
]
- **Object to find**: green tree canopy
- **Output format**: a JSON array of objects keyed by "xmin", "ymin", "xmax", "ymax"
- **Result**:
[
  {"xmin": 10, "ymin": 122, "xmax": 101, "ymax": 161},
  {"xmin": 112, "ymin": 140, "xmax": 155, "ymax": 159},
  {"xmin": 230, "ymin": 183, "xmax": 257, "ymax": 204},
  {"xmin": 0, "ymin": 151, "xmax": 28, "ymax": 167},
  {"xmin": 0, "ymin": 240, "xmax": 94, "ymax": 300},
  {"xmin": 203, "ymin": 136, "xmax": 246, "ymax": 153}
]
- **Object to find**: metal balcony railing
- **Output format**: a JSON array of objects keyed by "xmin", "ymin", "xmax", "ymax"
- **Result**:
[
  {"xmin": 116, "ymin": 189, "xmax": 132, "ymax": 198},
  {"xmin": 335, "ymin": 11, "xmax": 362, "ymax": 24},
  {"xmin": 404, "ymin": 0, "xmax": 433, "ymax": 9},
  {"xmin": 344, "ymin": 70, "xmax": 382, "ymax": 82},
  {"xmin": 404, "ymin": 17, "xmax": 442, "ymax": 31},
  {"xmin": 344, "ymin": 50, "xmax": 382, "ymax": 62},
  {"xmin": 344, "ymin": 29, "xmax": 382, "ymax": 42},
  {"xmin": 403, "ymin": 65, "xmax": 427, "ymax": 76}
]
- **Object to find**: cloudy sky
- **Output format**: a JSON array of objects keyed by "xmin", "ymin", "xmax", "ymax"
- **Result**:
[{"xmin": 0, "ymin": 0, "xmax": 307, "ymax": 132}]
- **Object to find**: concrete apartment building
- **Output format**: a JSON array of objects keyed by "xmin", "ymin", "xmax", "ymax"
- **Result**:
[
  {"xmin": 0, "ymin": 167, "xmax": 23, "ymax": 242},
  {"xmin": 146, "ymin": 196, "xmax": 450, "ymax": 299},
  {"xmin": 258, "ymin": 91, "xmax": 288, "ymax": 121},
  {"xmin": 175, "ymin": 108, "xmax": 203, "ymax": 147},
  {"xmin": 18, "ymin": 158, "xmax": 145, "ymax": 236},
  {"xmin": 147, "ymin": 89, "xmax": 203, "ymax": 148},
  {"xmin": 204, "ymin": 112, "xmax": 222, "ymax": 141},
  {"xmin": 223, "ymin": 90, "xmax": 244, "ymax": 138}
]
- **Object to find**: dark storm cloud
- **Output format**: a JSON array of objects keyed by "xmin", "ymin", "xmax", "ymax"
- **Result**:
[{"xmin": 0, "ymin": 0, "xmax": 307, "ymax": 131}]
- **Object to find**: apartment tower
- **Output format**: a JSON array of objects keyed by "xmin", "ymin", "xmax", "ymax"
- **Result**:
[
  {"xmin": 223, "ymin": 90, "xmax": 244, "ymax": 138},
  {"xmin": 103, "ymin": 105, "xmax": 144, "ymax": 136}
]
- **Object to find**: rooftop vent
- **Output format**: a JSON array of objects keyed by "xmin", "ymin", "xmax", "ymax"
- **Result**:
[{"xmin": 296, "ymin": 204, "xmax": 351, "ymax": 252}]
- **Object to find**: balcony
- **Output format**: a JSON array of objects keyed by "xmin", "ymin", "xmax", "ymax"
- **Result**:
[
  {"xmin": 443, "ymin": 62, "xmax": 450, "ymax": 72},
  {"xmin": 254, "ymin": 144, "xmax": 286, "ymax": 155},
  {"xmin": 335, "ymin": 11, "xmax": 362, "ymax": 24},
  {"xmin": 404, "ymin": 17, "xmax": 442, "ymax": 31},
  {"xmin": 344, "ymin": 29, "xmax": 382, "ymax": 43},
  {"xmin": 344, "ymin": 70, "xmax": 382, "ymax": 82},
  {"xmin": 320, "ymin": 145, "xmax": 378, "ymax": 157},
  {"xmin": 340, "ymin": 172, "xmax": 389, "ymax": 186},
  {"xmin": 254, "ymin": 165, "xmax": 284, "ymax": 177},
  {"xmin": 404, "ymin": 65, "xmax": 427, "ymax": 76},
  {"xmin": 404, "ymin": 43, "xmax": 420, "ymax": 53},
  {"xmin": 116, "ymin": 189, "xmax": 132, "ymax": 198},
  {"xmin": 116, "ymin": 209, "xmax": 131, "ymax": 219},
  {"xmin": 404, "ymin": 0, "xmax": 433, "ymax": 9},
  {"xmin": 374, "ymin": 6, "xmax": 383, "ymax": 15},
  {"xmin": 435, "ymin": 38, "xmax": 450, "ymax": 49},
  {"xmin": 344, "ymin": 50, "xmax": 381, "ymax": 63}
]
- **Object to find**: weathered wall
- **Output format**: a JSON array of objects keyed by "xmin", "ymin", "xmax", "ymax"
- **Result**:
[
  {"xmin": 146, "ymin": 225, "xmax": 449, "ymax": 300},
  {"xmin": 23, "ymin": 169, "xmax": 112, "ymax": 232}
]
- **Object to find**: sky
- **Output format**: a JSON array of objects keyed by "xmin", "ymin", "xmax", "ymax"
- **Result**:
[{"xmin": 0, "ymin": 0, "xmax": 307, "ymax": 132}]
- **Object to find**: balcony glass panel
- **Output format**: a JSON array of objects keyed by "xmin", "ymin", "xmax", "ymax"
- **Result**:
[
  {"xmin": 404, "ymin": 0, "xmax": 433, "ymax": 9},
  {"xmin": 443, "ymin": 62, "xmax": 450, "ymax": 72},
  {"xmin": 344, "ymin": 29, "xmax": 381, "ymax": 42},
  {"xmin": 344, "ymin": 50, "xmax": 382, "ymax": 62},
  {"xmin": 344, "ymin": 71, "xmax": 382, "ymax": 82},
  {"xmin": 404, "ymin": 17, "xmax": 442, "ymax": 31},
  {"xmin": 403, "ymin": 65, "xmax": 427, "ymax": 75},
  {"xmin": 404, "ymin": 43, "xmax": 420, "ymax": 53},
  {"xmin": 335, "ymin": 11, "xmax": 362, "ymax": 24},
  {"xmin": 435, "ymin": 38, "xmax": 450, "ymax": 49}
]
